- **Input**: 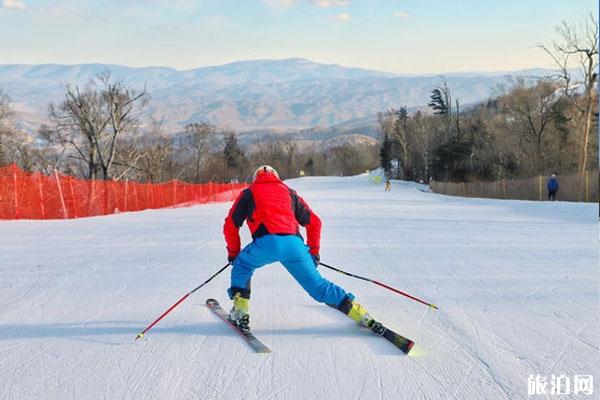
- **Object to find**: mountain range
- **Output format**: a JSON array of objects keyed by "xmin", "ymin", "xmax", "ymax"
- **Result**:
[{"xmin": 0, "ymin": 59, "xmax": 554, "ymax": 139}]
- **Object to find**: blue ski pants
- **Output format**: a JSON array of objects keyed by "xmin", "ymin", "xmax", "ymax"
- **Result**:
[{"xmin": 228, "ymin": 234, "xmax": 353, "ymax": 307}]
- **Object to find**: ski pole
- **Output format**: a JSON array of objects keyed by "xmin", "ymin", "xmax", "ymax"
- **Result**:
[
  {"xmin": 319, "ymin": 261, "xmax": 438, "ymax": 310},
  {"xmin": 135, "ymin": 262, "xmax": 231, "ymax": 340}
]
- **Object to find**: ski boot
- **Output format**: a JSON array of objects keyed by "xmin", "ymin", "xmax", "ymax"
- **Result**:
[
  {"xmin": 228, "ymin": 292, "xmax": 250, "ymax": 334},
  {"xmin": 339, "ymin": 297, "xmax": 386, "ymax": 334}
]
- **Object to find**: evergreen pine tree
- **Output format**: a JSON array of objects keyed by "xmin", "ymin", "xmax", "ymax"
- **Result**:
[
  {"xmin": 428, "ymin": 89, "xmax": 448, "ymax": 115},
  {"xmin": 223, "ymin": 132, "xmax": 244, "ymax": 170},
  {"xmin": 379, "ymin": 132, "xmax": 392, "ymax": 177}
]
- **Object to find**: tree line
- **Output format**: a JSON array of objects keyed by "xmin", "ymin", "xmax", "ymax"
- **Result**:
[
  {"xmin": 379, "ymin": 14, "xmax": 598, "ymax": 184},
  {"xmin": 1, "ymin": 15, "xmax": 596, "ymax": 185},
  {"xmin": 0, "ymin": 78, "xmax": 378, "ymax": 182}
]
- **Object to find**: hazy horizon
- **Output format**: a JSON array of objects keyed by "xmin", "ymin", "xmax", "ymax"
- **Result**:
[
  {"xmin": 1, "ymin": 0, "xmax": 597, "ymax": 75},
  {"xmin": 0, "ymin": 57, "xmax": 564, "ymax": 77}
]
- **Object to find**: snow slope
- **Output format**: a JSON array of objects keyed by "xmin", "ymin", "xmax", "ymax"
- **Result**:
[{"xmin": 1, "ymin": 176, "xmax": 598, "ymax": 400}]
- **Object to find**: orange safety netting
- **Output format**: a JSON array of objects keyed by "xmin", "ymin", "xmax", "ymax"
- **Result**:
[{"xmin": 0, "ymin": 164, "xmax": 247, "ymax": 220}]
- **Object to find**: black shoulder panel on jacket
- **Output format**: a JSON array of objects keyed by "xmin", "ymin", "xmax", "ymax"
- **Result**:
[
  {"xmin": 232, "ymin": 189, "xmax": 254, "ymax": 227},
  {"xmin": 289, "ymin": 189, "xmax": 311, "ymax": 226}
]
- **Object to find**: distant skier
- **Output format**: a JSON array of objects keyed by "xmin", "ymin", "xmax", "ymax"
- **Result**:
[
  {"xmin": 384, "ymin": 178, "xmax": 391, "ymax": 192},
  {"xmin": 223, "ymin": 165, "xmax": 373, "ymax": 333},
  {"xmin": 547, "ymin": 174, "xmax": 558, "ymax": 201}
]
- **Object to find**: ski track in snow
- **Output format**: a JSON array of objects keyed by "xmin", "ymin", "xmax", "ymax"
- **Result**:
[{"xmin": 0, "ymin": 175, "xmax": 598, "ymax": 399}]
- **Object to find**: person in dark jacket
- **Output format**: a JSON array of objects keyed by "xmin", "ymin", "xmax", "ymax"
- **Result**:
[
  {"xmin": 223, "ymin": 165, "xmax": 373, "ymax": 333},
  {"xmin": 547, "ymin": 174, "xmax": 558, "ymax": 201}
]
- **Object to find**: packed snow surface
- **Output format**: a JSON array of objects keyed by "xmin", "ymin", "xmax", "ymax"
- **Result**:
[{"xmin": 1, "ymin": 175, "xmax": 598, "ymax": 399}]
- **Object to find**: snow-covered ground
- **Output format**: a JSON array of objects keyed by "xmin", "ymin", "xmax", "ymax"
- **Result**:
[{"xmin": 1, "ymin": 175, "xmax": 598, "ymax": 400}]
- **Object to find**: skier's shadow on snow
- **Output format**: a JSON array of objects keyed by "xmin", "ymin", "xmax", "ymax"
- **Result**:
[
  {"xmin": 0, "ymin": 321, "xmax": 145, "ymax": 346},
  {"xmin": 0, "ymin": 306, "xmax": 405, "ymax": 355},
  {"xmin": 252, "ymin": 305, "xmax": 404, "ymax": 356},
  {"xmin": 0, "ymin": 321, "xmax": 227, "ymax": 346},
  {"xmin": 253, "ymin": 325, "xmax": 401, "ymax": 356}
]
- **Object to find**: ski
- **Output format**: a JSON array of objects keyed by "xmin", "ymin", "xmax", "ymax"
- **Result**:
[
  {"xmin": 205, "ymin": 298, "xmax": 271, "ymax": 353},
  {"xmin": 369, "ymin": 321, "xmax": 415, "ymax": 355}
]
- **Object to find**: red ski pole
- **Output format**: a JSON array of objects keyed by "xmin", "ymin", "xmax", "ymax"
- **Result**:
[
  {"xmin": 135, "ymin": 263, "xmax": 231, "ymax": 340},
  {"xmin": 319, "ymin": 262, "xmax": 438, "ymax": 310}
]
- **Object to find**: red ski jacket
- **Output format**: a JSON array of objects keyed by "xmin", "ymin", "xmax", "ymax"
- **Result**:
[{"xmin": 223, "ymin": 173, "xmax": 322, "ymax": 258}]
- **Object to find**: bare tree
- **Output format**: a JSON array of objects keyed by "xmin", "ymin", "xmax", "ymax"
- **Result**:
[
  {"xmin": 131, "ymin": 121, "xmax": 178, "ymax": 182},
  {"xmin": 0, "ymin": 89, "xmax": 13, "ymax": 165},
  {"xmin": 0, "ymin": 95, "xmax": 56, "ymax": 171},
  {"xmin": 184, "ymin": 122, "xmax": 215, "ymax": 182},
  {"xmin": 44, "ymin": 73, "xmax": 149, "ymax": 180},
  {"xmin": 378, "ymin": 108, "xmax": 409, "ymax": 179},
  {"xmin": 499, "ymin": 79, "xmax": 557, "ymax": 171},
  {"xmin": 0, "ymin": 89, "xmax": 11, "ymax": 121},
  {"xmin": 429, "ymin": 77, "xmax": 454, "ymax": 137},
  {"xmin": 251, "ymin": 141, "xmax": 292, "ymax": 179},
  {"xmin": 539, "ymin": 13, "xmax": 598, "ymax": 187},
  {"xmin": 329, "ymin": 143, "xmax": 377, "ymax": 176},
  {"xmin": 0, "ymin": 91, "xmax": 38, "ymax": 170}
]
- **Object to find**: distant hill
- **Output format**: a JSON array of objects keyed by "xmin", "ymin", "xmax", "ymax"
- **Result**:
[{"xmin": 0, "ymin": 59, "xmax": 555, "ymax": 134}]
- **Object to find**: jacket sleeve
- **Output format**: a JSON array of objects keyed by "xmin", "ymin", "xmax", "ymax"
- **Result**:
[
  {"xmin": 223, "ymin": 189, "xmax": 251, "ymax": 258},
  {"xmin": 291, "ymin": 191, "xmax": 322, "ymax": 255}
]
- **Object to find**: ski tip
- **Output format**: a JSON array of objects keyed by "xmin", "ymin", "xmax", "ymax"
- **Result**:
[
  {"xmin": 256, "ymin": 348, "xmax": 272, "ymax": 354},
  {"xmin": 429, "ymin": 303, "xmax": 438, "ymax": 310},
  {"xmin": 135, "ymin": 333, "xmax": 144, "ymax": 341},
  {"xmin": 404, "ymin": 340, "xmax": 415, "ymax": 355},
  {"xmin": 406, "ymin": 342, "xmax": 428, "ymax": 358}
]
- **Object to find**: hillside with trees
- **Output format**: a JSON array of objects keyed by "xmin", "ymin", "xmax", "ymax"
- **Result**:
[
  {"xmin": 0, "ymin": 15, "xmax": 596, "ymax": 192},
  {"xmin": 379, "ymin": 14, "xmax": 598, "ymax": 192}
]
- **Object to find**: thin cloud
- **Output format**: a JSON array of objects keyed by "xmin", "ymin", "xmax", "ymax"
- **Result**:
[
  {"xmin": 310, "ymin": 0, "xmax": 349, "ymax": 7},
  {"xmin": 265, "ymin": 0, "xmax": 349, "ymax": 8},
  {"xmin": 331, "ymin": 12, "xmax": 351, "ymax": 22},
  {"xmin": 393, "ymin": 12, "xmax": 410, "ymax": 18},
  {"xmin": 1, "ymin": 0, "xmax": 26, "ymax": 10}
]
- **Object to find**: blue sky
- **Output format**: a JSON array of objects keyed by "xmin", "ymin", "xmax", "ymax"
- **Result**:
[{"xmin": 1, "ymin": 0, "xmax": 597, "ymax": 73}]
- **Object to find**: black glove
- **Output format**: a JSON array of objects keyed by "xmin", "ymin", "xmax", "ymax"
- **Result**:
[
  {"xmin": 312, "ymin": 254, "xmax": 320, "ymax": 267},
  {"xmin": 228, "ymin": 255, "xmax": 237, "ymax": 264}
]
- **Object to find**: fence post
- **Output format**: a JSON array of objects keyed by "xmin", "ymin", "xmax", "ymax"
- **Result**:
[
  {"xmin": 108, "ymin": 180, "xmax": 114, "ymax": 213},
  {"xmin": 538, "ymin": 175, "xmax": 543, "ymax": 201},
  {"xmin": 11, "ymin": 164, "xmax": 19, "ymax": 219},
  {"xmin": 134, "ymin": 183, "xmax": 140, "ymax": 210},
  {"xmin": 102, "ymin": 180, "xmax": 107, "ymax": 215},
  {"xmin": 90, "ymin": 179, "xmax": 97, "ymax": 216},
  {"xmin": 150, "ymin": 184, "xmax": 155, "ymax": 209},
  {"xmin": 124, "ymin": 179, "xmax": 129, "ymax": 212},
  {"xmin": 68, "ymin": 176, "xmax": 76, "ymax": 218},
  {"xmin": 502, "ymin": 179, "xmax": 506, "ymax": 199},
  {"xmin": 173, "ymin": 180, "xmax": 177, "ymax": 206},
  {"xmin": 37, "ymin": 173, "xmax": 46, "ymax": 219},
  {"xmin": 159, "ymin": 184, "xmax": 164, "ymax": 208},
  {"xmin": 54, "ymin": 169, "xmax": 69, "ymax": 219},
  {"xmin": 111, "ymin": 180, "xmax": 116, "ymax": 213}
]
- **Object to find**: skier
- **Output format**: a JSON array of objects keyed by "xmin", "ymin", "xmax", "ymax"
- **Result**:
[
  {"xmin": 384, "ymin": 178, "xmax": 391, "ymax": 191},
  {"xmin": 223, "ymin": 165, "xmax": 374, "ymax": 334},
  {"xmin": 547, "ymin": 174, "xmax": 558, "ymax": 201}
]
